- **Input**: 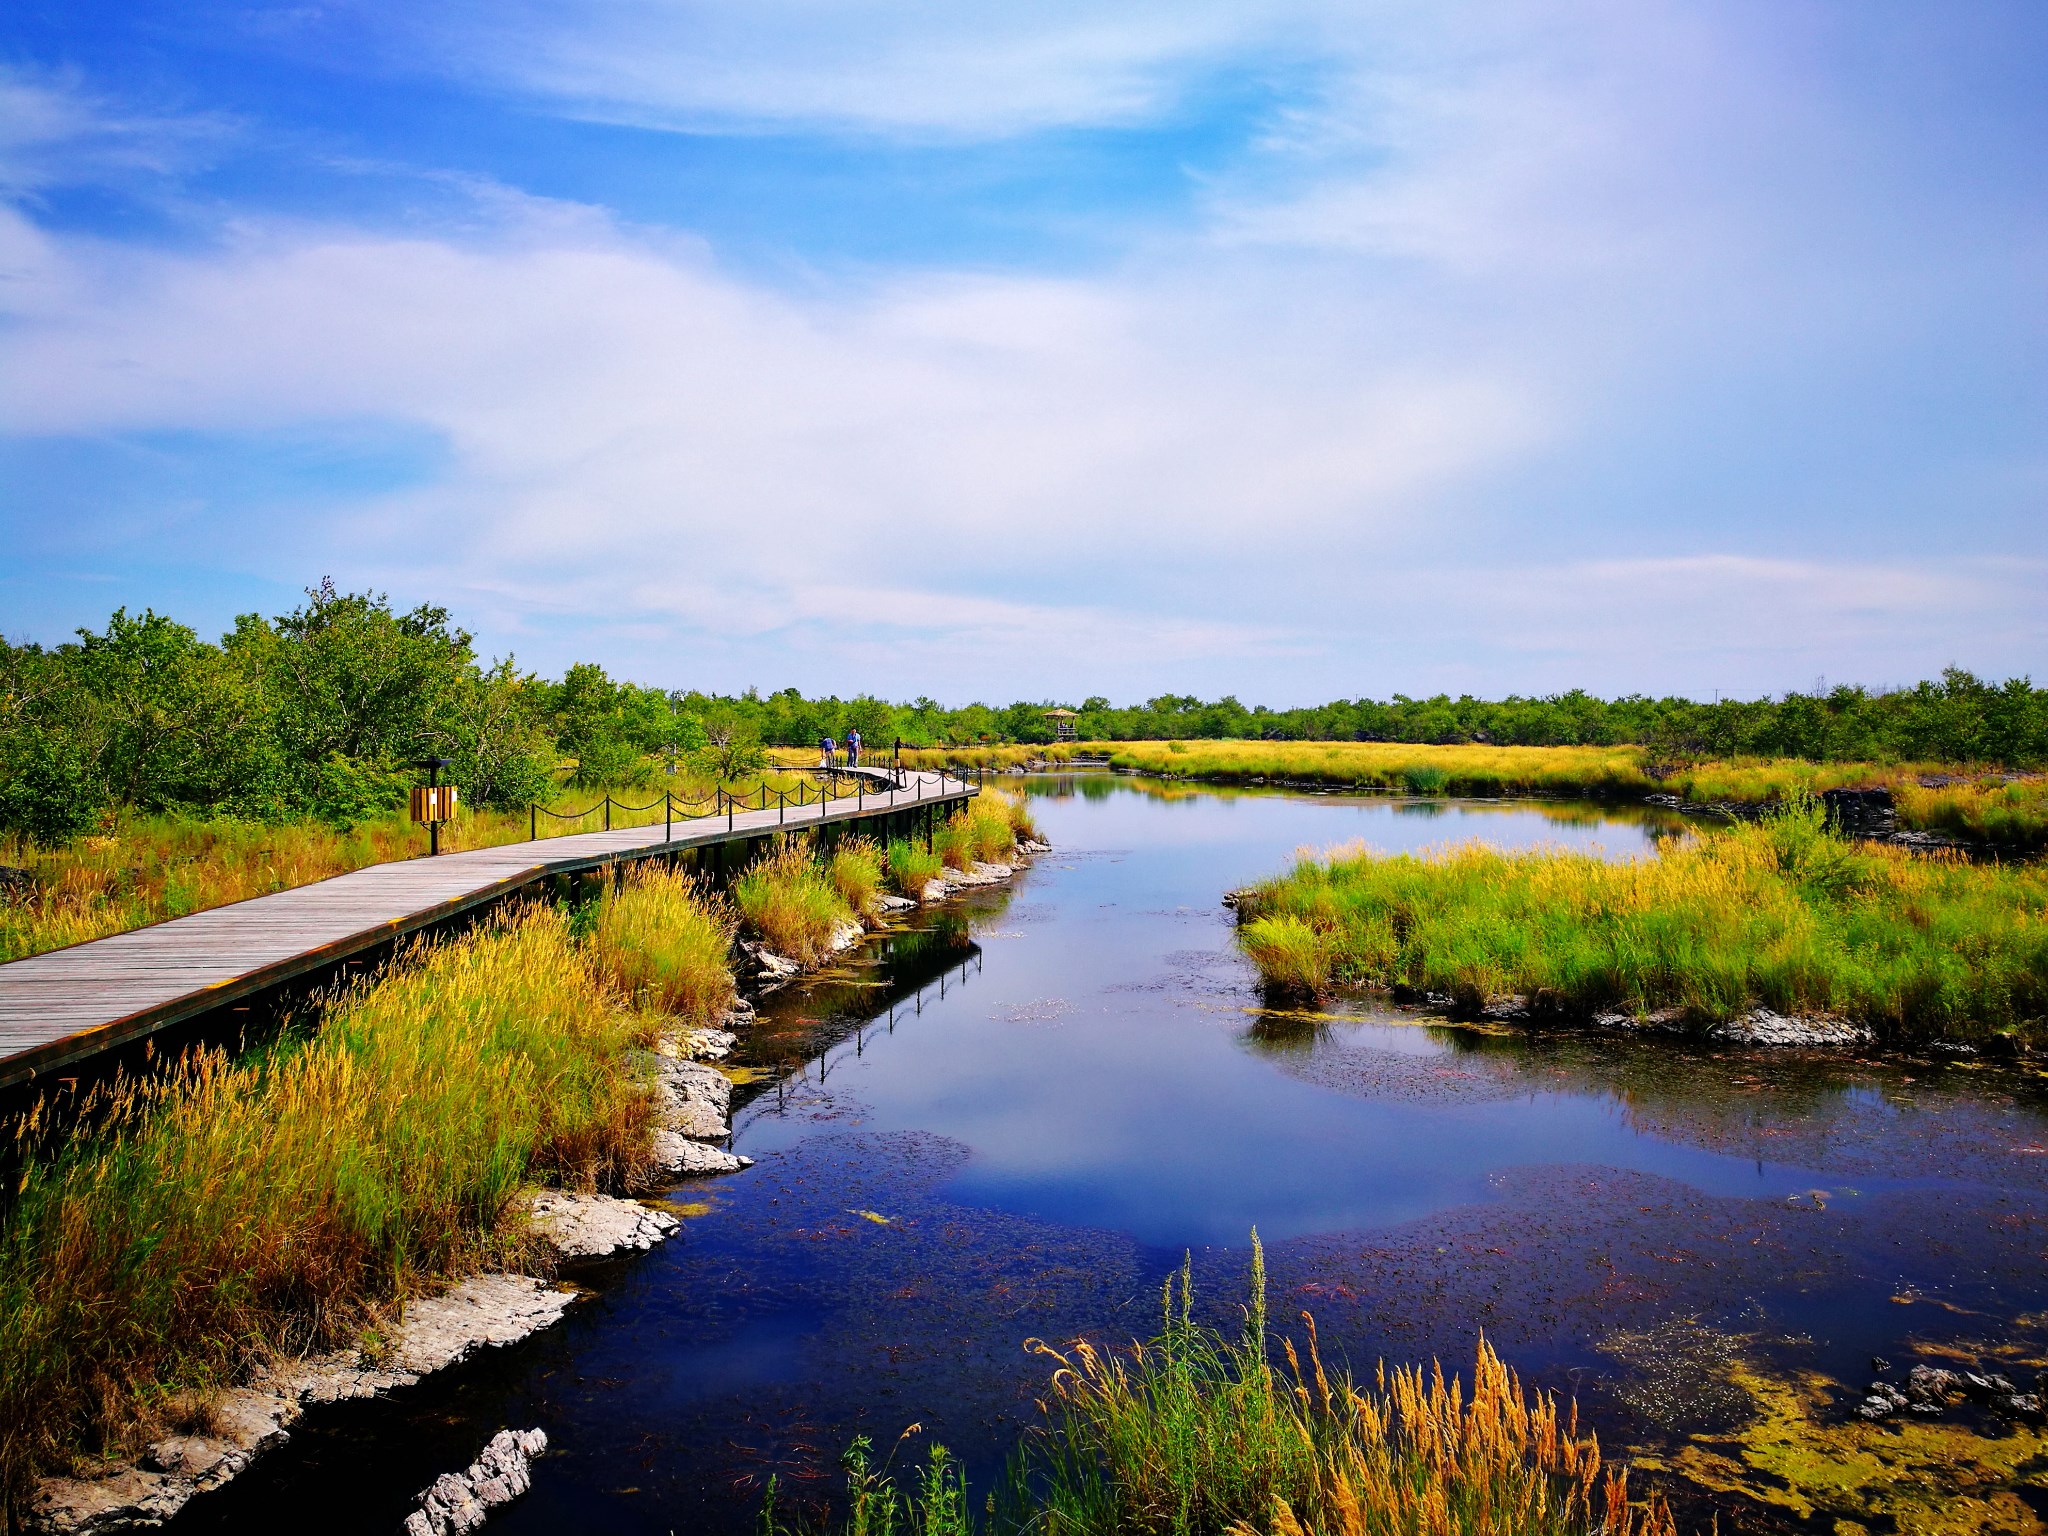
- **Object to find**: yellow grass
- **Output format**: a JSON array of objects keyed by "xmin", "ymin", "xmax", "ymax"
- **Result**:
[
  {"xmin": 592, "ymin": 866, "xmax": 737, "ymax": 1027},
  {"xmin": 0, "ymin": 906, "xmax": 665, "ymax": 1504}
]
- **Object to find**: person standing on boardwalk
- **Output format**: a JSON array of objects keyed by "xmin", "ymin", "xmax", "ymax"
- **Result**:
[
  {"xmin": 820, "ymin": 735, "xmax": 835, "ymax": 771},
  {"xmin": 847, "ymin": 729, "xmax": 862, "ymax": 769}
]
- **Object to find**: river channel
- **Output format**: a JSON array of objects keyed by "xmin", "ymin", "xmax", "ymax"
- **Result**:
[{"xmin": 182, "ymin": 774, "xmax": 2048, "ymax": 1535}]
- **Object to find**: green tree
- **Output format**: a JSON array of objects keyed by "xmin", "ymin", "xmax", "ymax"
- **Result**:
[
  {"xmin": 690, "ymin": 708, "xmax": 768, "ymax": 781},
  {"xmin": 236, "ymin": 580, "xmax": 474, "ymax": 771},
  {"xmin": 0, "ymin": 732, "xmax": 103, "ymax": 847}
]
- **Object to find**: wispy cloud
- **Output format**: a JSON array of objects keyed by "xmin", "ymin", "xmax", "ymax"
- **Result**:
[{"xmin": 0, "ymin": 67, "xmax": 236, "ymax": 197}]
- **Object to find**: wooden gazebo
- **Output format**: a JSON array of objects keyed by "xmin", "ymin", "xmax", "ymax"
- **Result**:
[{"xmin": 1043, "ymin": 709, "xmax": 1079, "ymax": 742}]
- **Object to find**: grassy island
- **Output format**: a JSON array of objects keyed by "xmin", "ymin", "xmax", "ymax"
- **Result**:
[{"xmin": 1233, "ymin": 803, "xmax": 2048, "ymax": 1049}]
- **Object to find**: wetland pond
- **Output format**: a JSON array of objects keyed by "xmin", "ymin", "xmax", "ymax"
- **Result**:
[{"xmin": 183, "ymin": 775, "xmax": 2048, "ymax": 1535}]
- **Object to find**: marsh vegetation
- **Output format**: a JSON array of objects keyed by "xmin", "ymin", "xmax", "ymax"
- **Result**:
[
  {"xmin": 761, "ymin": 1247, "xmax": 1674, "ymax": 1536},
  {"xmin": 0, "ymin": 894, "xmax": 706, "ymax": 1506},
  {"xmin": 1234, "ymin": 800, "xmax": 2048, "ymax": 1048}
]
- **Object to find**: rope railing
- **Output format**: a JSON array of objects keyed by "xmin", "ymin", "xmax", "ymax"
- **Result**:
[{"xmin": 521, "ymin": 762, "xmax": 985, "ymax": 846}]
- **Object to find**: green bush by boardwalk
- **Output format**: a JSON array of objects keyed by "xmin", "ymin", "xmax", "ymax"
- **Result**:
[{"xmin": 1233, "ymin": 802, "xmax": 2048, "ymax": 1049}]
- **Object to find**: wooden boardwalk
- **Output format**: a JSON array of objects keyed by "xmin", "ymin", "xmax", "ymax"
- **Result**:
[{"xmin": 0, "ymin": 769, "xmax": 973, "ymax": 1088}]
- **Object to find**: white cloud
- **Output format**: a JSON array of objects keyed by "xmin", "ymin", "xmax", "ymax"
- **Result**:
[
  {"xmin": 0, "ymin": 67, "xmax": 234, "ymax": 196},
  {"xmin": 0, "ymin": 199, "xmax": 1550, "ymax": 690},
  {"xmin": 4, "ymin": 1, "xmax": 2043, "ymax": 698},
  {"xmin": 349, "ymin": 0, "xmax": 1326, "ymax": 138}
]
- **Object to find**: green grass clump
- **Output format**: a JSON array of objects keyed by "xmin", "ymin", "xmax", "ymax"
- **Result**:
[
  {"xmin": 886, "ymin": 839, "xmax": 944, "ymax": 897},
  {"xmin": 0, "ymin": 907, "xmax": 656, "ymax": 1506},
  {"xmin": 760, "ymin": 1238, "xmax": 1674, "ymax": 1536},
  {"xmin": 1236, "ymin": 914, "xmax": 1335, "ymax": 999},
  {"xmin": 935, "ymin": 818, "xmax": 976, "ymax": 872},
  {"xmin": 828, "ymin": 837, "xmax": 886, "ymax": 921},
  {"xmin": 1234, "ymin": 800, "xmax": 2048, "ymax": 1046},
  {"xmin": 734, "ymin": 839, "xmax": 856, "ymax": 965},
  {"xmin": 593, "ymin": 866, "xmax": 737, "ymax": 1027},
  {"xmin": 991, "ymin": 789, "xmax": 1041, "ymax": 846}
]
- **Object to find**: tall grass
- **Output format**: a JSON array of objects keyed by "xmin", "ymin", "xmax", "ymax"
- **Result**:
[
  {"xmin": 762, "ymin": 1241, "xmax": 1674, "ymax": 1536},
  {"xmin": 593, "ymin": 867, "xmax": 737, "ymax": 1027},
  {"xmin": 1234, "ymin": 801, "xmax": 2048, "ymax": 1047},
  {"xmin": 886, "ymin": 839, "xmax": 945, "ymax": 897},
  {"xmin": 1108, "ymin": 741, "xmax": 1654, "ymax": 799},
  {"xmin": 992, "ymin": 790, "xmax": 1041, "ymax": 846},
  {"xmin": 894, "ymin": 744, "xmax": 1099, "ymax": 771},
  {"xmin": 0, "ymin": 907, "xmax": 657, "ymax": 1506},
  {"xmin": 734, "ymin": 839, "xmax": 857, "ymax": 965},
  {"xmin": 829, "ymin": 837, "xmax": 887, "ymax": 921}
]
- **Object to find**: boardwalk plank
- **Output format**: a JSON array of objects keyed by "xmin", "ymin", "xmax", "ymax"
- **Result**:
[{"xmin": 0, "ymin": 771, "xmax": 971, "ymax": 1086}]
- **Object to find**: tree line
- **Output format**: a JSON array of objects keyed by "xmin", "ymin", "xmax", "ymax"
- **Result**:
[{"xmin": 2, "ymin": 584, "xmax": 2042, "ymax": 845}]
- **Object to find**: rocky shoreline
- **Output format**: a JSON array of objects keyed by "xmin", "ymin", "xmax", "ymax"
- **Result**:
[{"xmin": 28, "ymin": 836, "xmax": 1051, "ymax": 1534}]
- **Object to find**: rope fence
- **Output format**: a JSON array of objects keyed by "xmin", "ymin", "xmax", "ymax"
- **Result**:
[{"xmin": 523, "ymin": 764, "xmax": 987, "ymax": 845}]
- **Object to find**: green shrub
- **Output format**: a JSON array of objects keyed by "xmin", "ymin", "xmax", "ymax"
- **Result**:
[{"xmin": 0, "ymin": 736, "xmax": 103, "ymax": 849}]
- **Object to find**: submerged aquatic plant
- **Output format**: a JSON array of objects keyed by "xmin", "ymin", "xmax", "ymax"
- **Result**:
[{"xmin": 762, "ymin": 1240, "xmax": 1675, "ymax": 1536}]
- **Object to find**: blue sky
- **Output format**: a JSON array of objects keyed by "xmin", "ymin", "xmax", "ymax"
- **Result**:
[{"xmin": 2, "ymin": 1, "xmax": 2044, "ymax": 703}]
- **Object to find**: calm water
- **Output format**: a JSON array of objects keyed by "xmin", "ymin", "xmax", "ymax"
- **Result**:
[{"xmin": 184, "ymin": 776, "xmax": 2048, "ymax": 1535}]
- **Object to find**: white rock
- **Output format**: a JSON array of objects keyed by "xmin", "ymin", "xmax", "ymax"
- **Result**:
[
  {"xmin": 403, "ymin": 1428, "xmax": 547, "ymax": 1536},
  {"xmin": 29, "ymin": 1283, "xmax": 573, "ymax": 1535},
  {"xmin": 653, "ymin": 1131, "xmax": 753, "ymax": 1175},
  {"xmin": 656, "ymin": 1057, "xmax": 734, "ymax": 1140},
  {"xmin": 1712, "ymin": 1008, "xmax": 1873, "ymax": 1047},
  {"xmin": 525, "ymin": 1190, "xmax": 678, "ymax": 1259},
  {"xmin": 677, "ymin": 1027, "xmax": 736, "ymax": 1061}
]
